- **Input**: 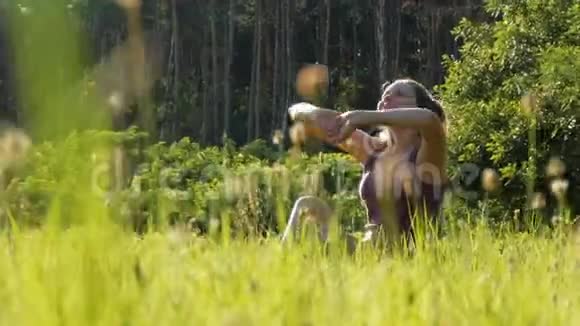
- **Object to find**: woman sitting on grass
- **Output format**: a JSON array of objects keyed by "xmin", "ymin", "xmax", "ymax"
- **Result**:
[{"xmin": 284, "ymin": 78, "xmax": 448, "ymax": 248}]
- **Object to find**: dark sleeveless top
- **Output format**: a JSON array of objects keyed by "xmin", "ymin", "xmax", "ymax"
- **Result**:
[{"xmin": 359, "ymin": 147, "xmax": 446, "ymax": 236}]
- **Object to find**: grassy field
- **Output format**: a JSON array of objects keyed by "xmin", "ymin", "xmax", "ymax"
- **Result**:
[
  {"xmin": 0, "ymin": 218, "xmax": 578, "ymax": 326},
  {"xmin": 2, "ymin": 2, "xmax": 579, "ymax": 324}
]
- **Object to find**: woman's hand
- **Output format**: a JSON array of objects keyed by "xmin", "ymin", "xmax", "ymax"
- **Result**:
[
  {"xmin": 288, "ymin": 103, "xmax": 319, "ymax": 122},
  {"xmin": 289, "ymin": 103, "xmax": 342, "ymax": 139},
  {"xmin": 328, "ymin": 111, "xmax": 369, "ymax": 144}
]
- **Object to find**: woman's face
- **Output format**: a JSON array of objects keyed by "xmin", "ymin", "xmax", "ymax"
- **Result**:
[
  {"xmin": 376, "ymin": 81, "xmax": 421, "ymax": 145},
  {"xmin": 376, "ymin": 82, "xmax": 417, "ymax": 112}
]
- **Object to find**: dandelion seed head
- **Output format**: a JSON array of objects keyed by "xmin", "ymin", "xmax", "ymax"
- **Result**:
[
  {"xmin": 530, "ymin": 192, "xmax": 546, "ymax": 210},
  {"xmin": 481, "ymin": 168, "xmax": 501, "ymax": 193},
  {"xmin": 550, "ymin": 178, "xmax": 569, "ymax": 200},
  {"xmin": 18, "ymin": 5, "xmax": 31, "ymax": 15},
  {"xmin": 0, "ymin": 128, "xmax": 32, "ymax": 169},
  {"xmin": 108, "ymin": 91, "xmax": 125, "ymax": 112},
  {"xmin": 295, "ymin": 64, "xmax": 329, "ymax": 101},
  {"xmin": 114, "ymin": 0, "xmax": 142, "ymax": 9},
  {"xmin": 272, "ymin": 129, "xmax": 284, "ymax": 145},
  {"xmin": 546, "ymin": 157, "xmax": 566, "ymax": 178},
  {"xmin": 520, "ymin": 92, "xmax": 538, "ymax": 115}
]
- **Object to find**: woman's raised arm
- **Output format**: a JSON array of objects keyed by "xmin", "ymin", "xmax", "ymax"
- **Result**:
[
  {"xmin": 288, "ymin": 103, "xmax": 385, "ymax": 164},
  {"xmin": 329, "ymin": 108, "xmax": 446, "ymax": 170}
]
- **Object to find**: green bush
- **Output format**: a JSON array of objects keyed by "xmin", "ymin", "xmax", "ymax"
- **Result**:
[
  {"xmin": 438, "ymin": 0, "xmax": 580, "ymax": 216},
  {"xmin": 119, "ymin": 138, "xmax": 366, "ymax": 236},
  {"xmin": 1, "ymin": 129, "xmax": 366, "ymax": 236}
]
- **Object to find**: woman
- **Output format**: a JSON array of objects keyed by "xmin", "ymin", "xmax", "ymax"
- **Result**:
[{"xmin": 286, "ymin": 78, "xmax": 447, "ymax": 248}]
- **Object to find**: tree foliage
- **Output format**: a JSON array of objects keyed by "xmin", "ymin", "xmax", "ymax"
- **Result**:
[{"xmin": 439, "ymin": 0, "xmax": 579, "ymax": 211}]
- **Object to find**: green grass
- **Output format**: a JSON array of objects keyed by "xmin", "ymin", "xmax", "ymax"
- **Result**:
[{"xmin": 0, "ymin": 220, "xmax": 577, "ymax": 325}]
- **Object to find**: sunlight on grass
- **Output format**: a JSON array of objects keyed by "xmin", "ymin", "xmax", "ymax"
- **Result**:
[{"xmin": 0, "ymin": 223, "xmax": 577, "ymax": 325}]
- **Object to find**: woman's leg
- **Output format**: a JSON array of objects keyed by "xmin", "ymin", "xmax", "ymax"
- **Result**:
[{"xmin": 281, "ymin": 195, "xmax": 333, "ymax": 243}]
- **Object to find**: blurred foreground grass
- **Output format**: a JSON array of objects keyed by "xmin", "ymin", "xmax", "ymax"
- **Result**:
[
  {"xmin": 2, "ymin": 2, "xmax": 579, "ymax": 325},
  {"xmin": 0, "ymin": 220, "xmax": 578, "ymax": 325}
]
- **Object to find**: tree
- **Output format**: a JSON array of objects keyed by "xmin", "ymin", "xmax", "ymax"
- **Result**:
[
  {"xmin": 223, "ymin": 0, "xmax": 236, "ymax": 139},
  {"xmin": 438, "ymin": 0, "xmax": 580, "ymax": 211}
]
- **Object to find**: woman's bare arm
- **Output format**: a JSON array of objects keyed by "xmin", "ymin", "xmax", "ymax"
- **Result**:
[
  {"xmin": 330, "ymin": 108, "xmax": 446, "ymax": 170},
  {"xmin": 289, "ymin": 103, "xmax": 385, "ymax": 163},
  {"xmin": 304, "ymin": 123, "xmax": 384, "ymax": 163}
]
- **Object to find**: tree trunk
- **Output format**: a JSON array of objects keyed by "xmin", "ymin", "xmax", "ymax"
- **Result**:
[
  {"xmin": 352, "ymin": 1, "xmax": 358, "ymax": 82},
  {"xmin": 272, "ymin": 0, "xmax": 281, "ymax": 130},
  {"xmin": 224, "ymin": 0, "xmax": 235, "ymax": 139},
  {"xmin": 322, "ymin": 0, "xmax": 330, "ymax": 65},
  {"xmin": 282, "ymin": 0, "xmax": 294, "ymax": 135},
  {"xmin": 279, "ymin": 0, "xmax": 288, "ymax": 130},
  {"xmin": 171, "ymin": 0, "xmax": 180, "ymax": 141},
  {"xmin": 338, "ymin": 22, "xmax": 344, "ymax": 65},
  {"xmin": 210, "ymin": 0, "xmax": 220, "ymax": 143},
  {"xmin": 253, "ymin": 0, "xmax": 262, "ymax": 139},
  {"xmin": 201, "ymin": 43, "xmax": 210, "ymax": 144},
  {"xmin": 247, "ymin": 7, "xmax": 259, "ymax": 142},
  {"xmin": 425, "ymin": 10, "xmax": 441, "ymax": 86},
  {"xmin": 433, "ymin": 9, "xmax": 442, "ymax": 85},
  {"xmin": 374, "ymin": 0, "xmax": 386, "ymax": 84},
  {"xmin": 393, "ymin": 0, "xmax": 402, "ymax": 78}
]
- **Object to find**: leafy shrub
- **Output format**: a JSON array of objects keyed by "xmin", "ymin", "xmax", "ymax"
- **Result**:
[
  {"xmin": 1, "ymin": 127, "xmax": 147, "ymax": 228},
  {"xmin": 438, "ymin": 0, "xmax": 580, "ymax": 217},
  {"xmin": 2, "ymin": 129, "xmax": 366, "ymax": 236}
]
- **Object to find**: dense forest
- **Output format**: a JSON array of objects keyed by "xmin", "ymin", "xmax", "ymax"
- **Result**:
[{"xmin": 0, "ymin": 0, "xmax": 486, "ymax": 146}]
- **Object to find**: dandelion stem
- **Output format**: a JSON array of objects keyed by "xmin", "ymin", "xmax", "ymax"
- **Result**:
[{"xmin": 526, "ymin": 111, "xmax": 537, "ymax": 212}]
